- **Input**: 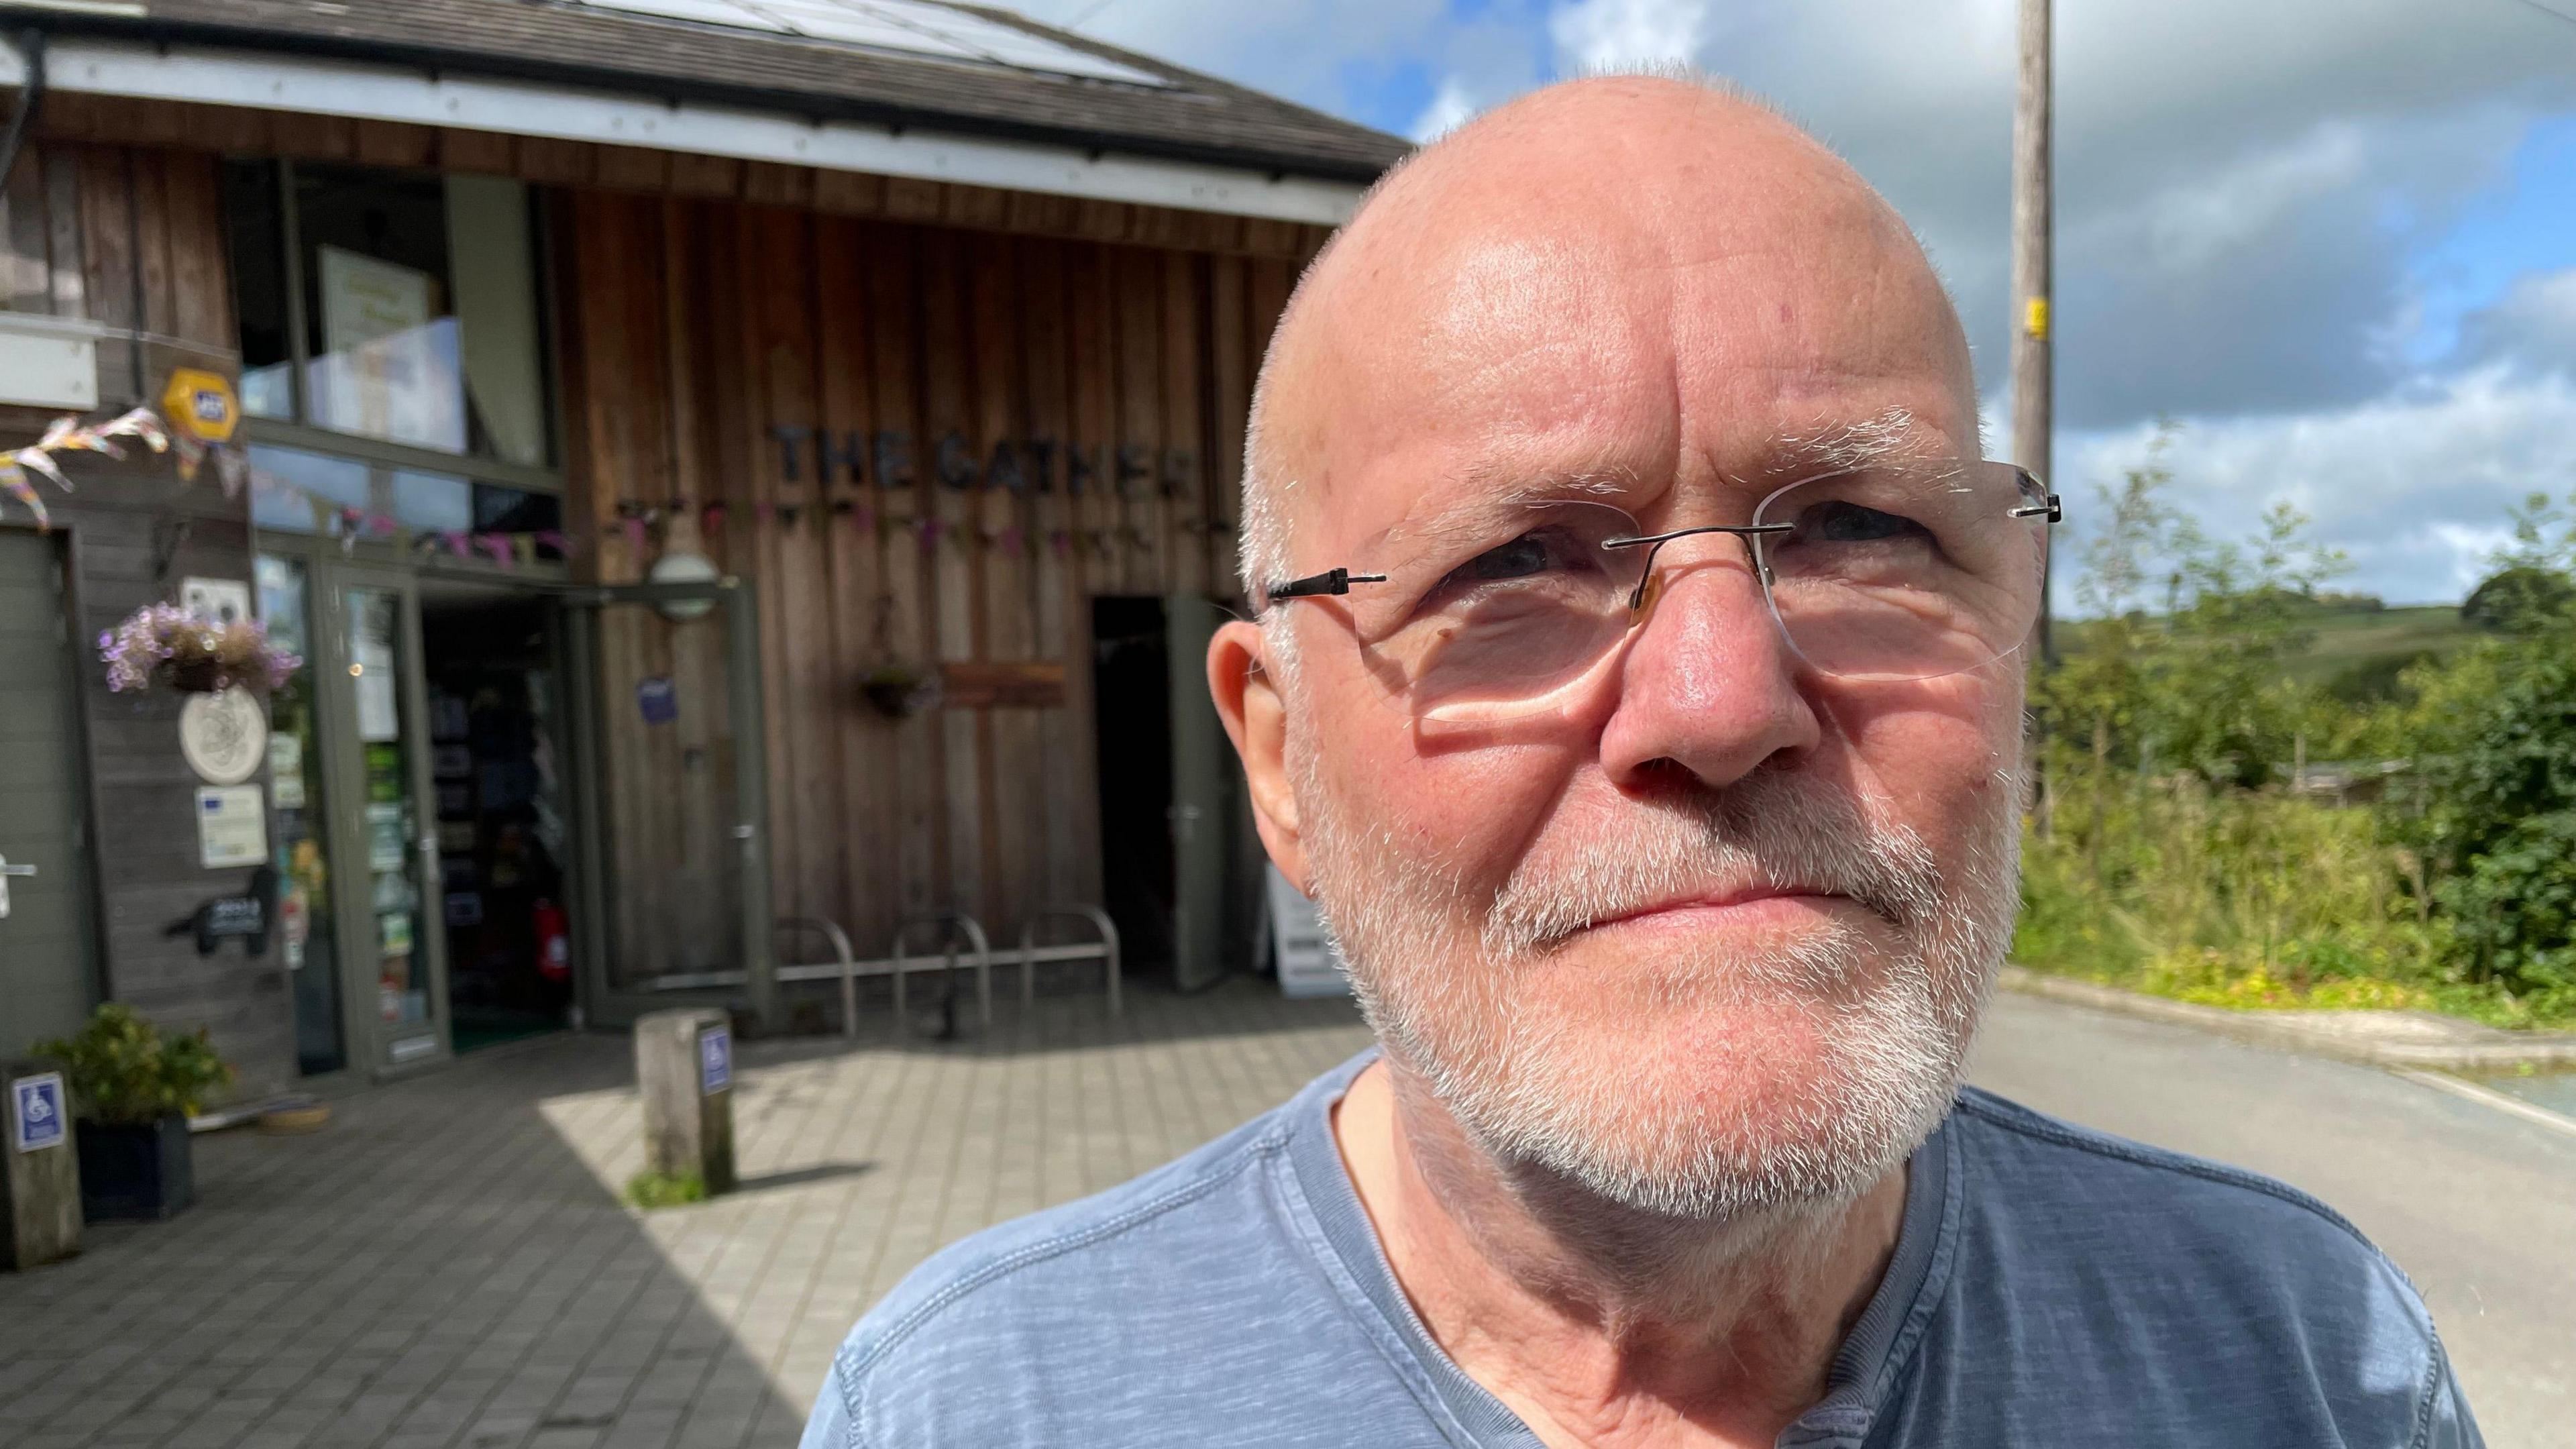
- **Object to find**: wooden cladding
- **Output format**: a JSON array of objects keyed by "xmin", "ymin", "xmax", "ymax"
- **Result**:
[
  {"xmin": 560, "ymin": 189, "xmax": 1302, "ymax": 983},
  {"xmin": 0, "ymin": 140, "xmax": 237, "ymax": 398},
  {"xmin": 0, "ymin": 144, "xmax": 286, "ymax": 1091}
]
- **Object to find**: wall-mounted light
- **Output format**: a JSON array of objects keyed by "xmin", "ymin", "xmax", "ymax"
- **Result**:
[{"xmin": 647, "ymin": 551, "xmax": 720, "ymax": 623}]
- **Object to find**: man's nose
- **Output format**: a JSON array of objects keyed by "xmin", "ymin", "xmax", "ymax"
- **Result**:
[{"xmin": 1597, "ymin": 540, "xmax": 1821, "ymax": 792}]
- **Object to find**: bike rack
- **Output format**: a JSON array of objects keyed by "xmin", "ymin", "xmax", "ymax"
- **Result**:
[
  {"xmin": 891, "ymin": 911, "xmax": 993, "ymax": 1032},
  {"xmin": 1018, "ymin": 904, "xmax": 1122, "ymax": 1017},
  {"xmin": 773, "ymin": 916, "xmax": 860, "ymax": 1040}
]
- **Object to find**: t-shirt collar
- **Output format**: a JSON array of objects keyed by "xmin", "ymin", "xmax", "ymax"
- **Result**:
[{"xmin": 1277, "ymin": 1048, "xmax": 1964, "ymax": 1449}]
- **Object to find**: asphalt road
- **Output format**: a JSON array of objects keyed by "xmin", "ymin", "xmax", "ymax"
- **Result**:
[{"xmin": 1969, "ymin": 992, "xmax": 2576, "ymax": 1449}]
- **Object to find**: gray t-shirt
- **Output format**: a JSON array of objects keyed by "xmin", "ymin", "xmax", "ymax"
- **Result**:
[{"xmin": 800, "ymin": 1050, "xmax": 2479, "ymax": 1448}]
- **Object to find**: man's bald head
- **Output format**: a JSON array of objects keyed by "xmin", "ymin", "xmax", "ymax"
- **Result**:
[{"xmin": 1240, "ymin": 74, "xmax": 1977, "ymax": 604}]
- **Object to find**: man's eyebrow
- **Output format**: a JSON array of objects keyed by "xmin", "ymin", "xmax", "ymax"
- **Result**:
[
  {"xmin": 1388, "ymin": 464, "xmax": 1638, "ymax": 545},
  {"xmin": 1764, "ymin": 408, "xmax": 1929, "ymax": 477},
  {"xmin": 1374, "ymin": 407, "xmax": 1933, "ymax": 550}
]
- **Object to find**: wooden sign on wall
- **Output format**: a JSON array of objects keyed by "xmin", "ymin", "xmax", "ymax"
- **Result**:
[{"xmin": 939, "ymin": 661, "xmax": 1069, "ymax": 709}]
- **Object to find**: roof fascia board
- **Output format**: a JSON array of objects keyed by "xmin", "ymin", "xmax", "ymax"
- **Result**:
[{"xmin": 3, "ymin": 39, "xmax": 1366, "ymax": 225}]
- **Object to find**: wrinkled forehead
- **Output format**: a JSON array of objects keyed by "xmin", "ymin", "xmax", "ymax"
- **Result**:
[{"xmin": 1271, "ymin": 178, "xmax": 1977, "ymax": 569}]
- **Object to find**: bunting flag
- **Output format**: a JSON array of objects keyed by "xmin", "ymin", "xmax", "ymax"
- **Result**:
[
  {"xmin": 246, "ymin": 464, "xmax": 570, "ymax": 565},
  {"xmin": 0, "ymin": 406, "xmax": 172, "ymax": 532},
  {"xmin": 8, "ymin": 400, "xmax": 569, "ymax": 567}
]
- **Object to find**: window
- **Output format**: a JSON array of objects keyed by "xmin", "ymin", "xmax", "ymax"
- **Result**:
[
  {"xmin": 223, "ymin": 161, "xmax": 555, "ymax": 470},
  {"xmin": 248, "ymin": 443, "xmax": 564, "ymax": 555}
]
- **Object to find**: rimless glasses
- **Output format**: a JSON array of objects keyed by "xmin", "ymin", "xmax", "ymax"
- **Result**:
[{"xmin": 1258, "ymin": 459, "xmax": 2061, "ymax": 724}]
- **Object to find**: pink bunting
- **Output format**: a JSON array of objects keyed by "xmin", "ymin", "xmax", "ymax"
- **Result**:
[{"xmin": 1, "ymin": 464, "xmax": 49, "ymax": 530}]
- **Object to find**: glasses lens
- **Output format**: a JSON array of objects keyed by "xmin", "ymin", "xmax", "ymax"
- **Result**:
[
  {"xmin": 1350, "ymin": 500, "xmax": 1646, "ymax": 722},
  {"xmin": 1753, "ymin": 461, "xmax": 2048, "ymax": 682}
]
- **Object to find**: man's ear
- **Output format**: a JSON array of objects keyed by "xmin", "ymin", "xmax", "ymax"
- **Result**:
[{"xmin": 1207, "ymin": 618, "xmax": 1310, "ymax": 893}]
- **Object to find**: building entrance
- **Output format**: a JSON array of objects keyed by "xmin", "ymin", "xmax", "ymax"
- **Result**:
[
  {"xmin": 1090, "ymin": 594, "xmax": 1252, "ymax": 994},
  {"xmin": 421, "ymin": 584, "xmax": 574, "ymax": 1052},
  {"xmin": 260, "ymin": 547, "xmax": 591, "ymax": 1077}
]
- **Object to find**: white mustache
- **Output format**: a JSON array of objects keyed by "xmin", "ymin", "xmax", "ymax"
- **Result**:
[{"xmin": 1483, "ymin": 772, "xmax": 1943, "ymax": 958}]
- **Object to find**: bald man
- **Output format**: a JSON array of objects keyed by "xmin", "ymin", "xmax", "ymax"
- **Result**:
[{"xmin": 800, "ymin": 78, "xmax": 2479, "ymax": 1449}]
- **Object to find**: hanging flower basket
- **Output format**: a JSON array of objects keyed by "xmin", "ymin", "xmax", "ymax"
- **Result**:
[
  {"xmin": 101, "ymin": 603, "xmax": 301, "ymax": 696},
  {"xmin": 860, "ymin": 662, "xmax": 943, "ymax": 719}
]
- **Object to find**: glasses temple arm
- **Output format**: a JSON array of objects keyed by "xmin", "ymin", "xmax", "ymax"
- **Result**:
[{"xmin": 1264, "ymin": 566, "xmax": 1389, "ymax": 604}]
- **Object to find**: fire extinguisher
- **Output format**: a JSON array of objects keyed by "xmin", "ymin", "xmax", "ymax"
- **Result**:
[{"xmin": 535, "ymin": 898, "xmax": 571, "ymax": 982}]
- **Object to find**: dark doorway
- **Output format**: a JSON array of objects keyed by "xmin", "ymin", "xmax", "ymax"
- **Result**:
[
  {"xmin": 420, "ymin": 586, "xmax": 573, "ymax": 1053},
  {"xmin": 1092, "ymin": 597, "xmax": 1175, "ymax": 981}
]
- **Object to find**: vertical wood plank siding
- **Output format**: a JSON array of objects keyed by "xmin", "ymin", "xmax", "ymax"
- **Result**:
[
  {"xmin": 560, "ymin": 194, "xmax": 1311, "ymax": 980},
  {"xmin": 1, "ymin": 144, "xmax": 281, "ymax": 1091}
]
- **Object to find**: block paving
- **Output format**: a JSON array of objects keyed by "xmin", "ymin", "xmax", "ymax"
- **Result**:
[{"xmin": 0, "ymin": 978, "xmax": 1373, "ymax": 1448}]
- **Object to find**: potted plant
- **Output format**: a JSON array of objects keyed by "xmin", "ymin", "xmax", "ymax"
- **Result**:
[
  {"xmin": 35, "ymin": 1004, "xmax": 235, "ymax": 1222},
  {"xmin": 99, "ymin": 602, "xmax": 300, "ymax": 695},
  {"xmin": 860, "ymin": 661, "xmax": 943, "ymax": 719}
]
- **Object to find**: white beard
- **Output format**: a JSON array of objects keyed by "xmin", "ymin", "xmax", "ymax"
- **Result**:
[{"xmin": 1301, "ymin": 759, "xmax": 2021, "ymax": 1224}]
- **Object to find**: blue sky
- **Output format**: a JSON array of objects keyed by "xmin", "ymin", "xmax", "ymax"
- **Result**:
[{"xmin": 1013, "ymin": 0, "xmax": 2576, "ymax": 605}]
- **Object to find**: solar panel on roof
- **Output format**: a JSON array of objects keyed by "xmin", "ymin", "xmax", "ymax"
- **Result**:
[
  {"xmin": 569, "ymin": 0, "xmax": 1177, "ymax": 87},
  {"xmin": 588, "ymin": 0, "xmax": 787, "ymax": 30}
]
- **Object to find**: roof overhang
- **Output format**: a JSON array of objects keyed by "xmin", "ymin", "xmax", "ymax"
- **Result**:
[{"xmin": 0, "ymin": 36, "xmax": 1369, "ymax": 225}]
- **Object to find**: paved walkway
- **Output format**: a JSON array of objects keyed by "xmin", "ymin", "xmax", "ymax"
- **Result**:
[
  {"xmin": 9, "ymin": 979, "xmax": 2565, "ymax": 1448},
  {"xmin": 0, "ymin": 979, "xmax": 1373, "ymax": 1449}
]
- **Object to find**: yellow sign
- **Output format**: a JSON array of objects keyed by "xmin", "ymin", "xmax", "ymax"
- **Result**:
[
  {"xmin": 161, "ymin": 368, "xmax": 239, "ymax": 444},
  {"xmin": 2024, "ymin": 295, "xmax": 2051, "ymax": 341}
]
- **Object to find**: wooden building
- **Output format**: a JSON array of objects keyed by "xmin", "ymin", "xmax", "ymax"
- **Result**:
[{"xmin": 0, "ymin": 0, "xmax": 1401, "ymax": 1098}]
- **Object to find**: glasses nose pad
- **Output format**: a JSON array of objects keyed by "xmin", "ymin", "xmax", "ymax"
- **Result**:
[{"xmin": 1630, "ymin": 566, "xmax": 1666, "ymax": 620}]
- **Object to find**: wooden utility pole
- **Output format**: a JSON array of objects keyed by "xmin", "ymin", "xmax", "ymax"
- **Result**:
[{"xmin": 2012, "ymin": 0, "xmax": 2054, "ymax": 666}]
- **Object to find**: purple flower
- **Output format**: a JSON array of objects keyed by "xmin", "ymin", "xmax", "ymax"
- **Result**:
[{"xmin": 99, "ymin": 603, "xmax": 301, "ymax": 694}]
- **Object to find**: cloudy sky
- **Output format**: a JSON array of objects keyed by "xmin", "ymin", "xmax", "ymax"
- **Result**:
[{"xmin": 1010, "ymin": 0, "xmax": 2576, "ymax": 606}]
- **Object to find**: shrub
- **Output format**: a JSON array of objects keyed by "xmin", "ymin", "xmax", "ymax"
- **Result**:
[{"xmin": 36, "ymin": 1004, "xmax": 236, "ymax": 1124}]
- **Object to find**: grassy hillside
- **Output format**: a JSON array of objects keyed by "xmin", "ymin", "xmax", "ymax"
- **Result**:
[{"xmin": 2053, "ymin": 598, "xmax": 2485, "ymax": 702}]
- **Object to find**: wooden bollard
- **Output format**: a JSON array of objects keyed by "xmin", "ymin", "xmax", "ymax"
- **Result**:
[
  {"xmin": 635, "ymin": 1008, "xmax": 736, "ymax": 1195},
  {"xmin": 3, "ymin": 1060, "xmax": 80, "ymax": 1271}
]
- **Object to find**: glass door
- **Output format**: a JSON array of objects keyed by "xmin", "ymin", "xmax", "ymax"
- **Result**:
[
  {"xmin": 320, "ymin": 564, "xmax": 450, "ymax": 1069},
  {"xmin": 256, "ymin": 554, "xmax": 346, "ymax": 1075}
]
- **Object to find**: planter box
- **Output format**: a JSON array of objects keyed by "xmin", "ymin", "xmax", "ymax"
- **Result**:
[{"xmin": 75, "ymin": 1115, "xmax": 193, "ymax": 1222}]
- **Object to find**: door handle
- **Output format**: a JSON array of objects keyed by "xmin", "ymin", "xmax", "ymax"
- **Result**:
[{"xmin": 0, "ymin": 853, "xmax": 34, "ymax": 920}]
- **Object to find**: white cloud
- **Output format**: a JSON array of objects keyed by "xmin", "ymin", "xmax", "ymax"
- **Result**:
[
  {"xmin": 1411, "ymin": 76, "xmax": 1482, "ymax": 141},
  {"xmin": 2462, "ymin": 265, "xmax": 2576, "ymax": 368},
  {"xmin": 2133, "ymin": 121, "xmax": 2371, "ymax": 274},
  {"xmin": 1548, "ymin": 0, "xmax": 1712, "ymax": 72},
  {"xmin": 2059, "ymin": 366, "xmax": 2576, "ymax": 603}
]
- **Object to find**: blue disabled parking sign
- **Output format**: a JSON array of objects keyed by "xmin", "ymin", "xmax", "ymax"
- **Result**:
[
  {"xmin": 699, "ymin": 1026, "xmax": 731, "ymax": 1096},
  {"xmin": 12, "ymin": 1072, "xmax": 66, "ymax": 1152}
]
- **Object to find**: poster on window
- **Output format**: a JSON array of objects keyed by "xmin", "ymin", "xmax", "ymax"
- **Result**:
[
  {"xmin": 350, "ymin": 591, "xmax": 402, "ymax": 743},
  {"xmin": 314, "ymin": 246, "xmax": 466, "ymax": 453}
]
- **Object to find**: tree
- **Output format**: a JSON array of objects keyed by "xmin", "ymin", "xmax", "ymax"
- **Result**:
[{"xmin": 2038, "ymin": 426, "xmax": 2349, "ymax": 790}]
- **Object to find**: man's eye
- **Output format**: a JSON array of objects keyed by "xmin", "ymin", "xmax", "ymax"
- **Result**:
[
  {"xmin": 1796, "ymin": 501, "xmax": 1928, "ymax": 544},
  {"xmin": 1457, "ymin": 534, "xmax": 1557, "ymax": 583}
]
